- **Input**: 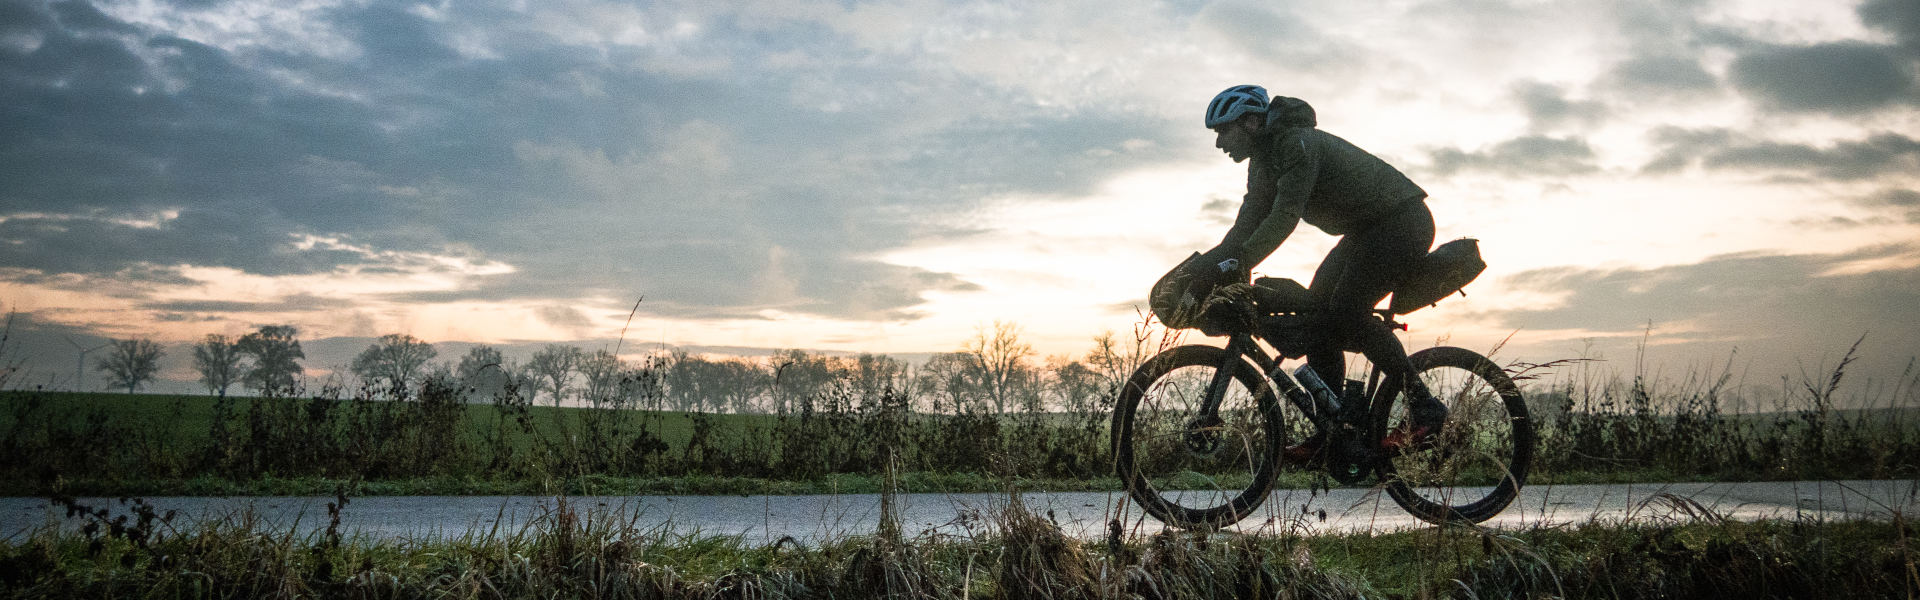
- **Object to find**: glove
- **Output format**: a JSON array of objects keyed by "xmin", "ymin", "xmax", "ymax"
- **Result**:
[
  {"xmin": 1198, "ymin": 244, "xmax": 1248, "ymax": 280},
  {"xmin": 1181, "ymin": 245, "xmax": 1243, "ymax": 300}
]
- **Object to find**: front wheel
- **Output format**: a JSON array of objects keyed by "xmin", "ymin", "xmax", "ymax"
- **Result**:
[
  {"xmin": 1112, "ymin": 345, "xmax": 1285, "ymax": 530},
  {"xmin": 1376, "ymin": 346, "xmax": 1534, "ymax": 524}
]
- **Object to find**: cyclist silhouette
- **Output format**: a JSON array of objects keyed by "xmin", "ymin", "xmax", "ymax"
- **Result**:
[{"xmin": 1186, "ymin": 84, "xmax": 1448, "ymax": 446}]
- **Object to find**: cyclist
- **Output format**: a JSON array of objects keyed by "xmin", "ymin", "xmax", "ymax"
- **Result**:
[{"xmin": 1185, "ymin": 84, "xmax": 1448, "ymax": 448}]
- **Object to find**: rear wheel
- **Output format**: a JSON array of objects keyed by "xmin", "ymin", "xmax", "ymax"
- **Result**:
[
  {"xmin": 1112, "ymin": 345, "xmax": 1285, "ymax": 530},
  {"xmin": 1375, "ymin": 346, "xmax": 1533, "ymax": 524}
]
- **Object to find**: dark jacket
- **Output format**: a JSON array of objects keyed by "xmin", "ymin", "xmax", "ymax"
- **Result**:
[{"xmin": 1219, "ymin": 126, "xmax": 1427, "ymax": 266}]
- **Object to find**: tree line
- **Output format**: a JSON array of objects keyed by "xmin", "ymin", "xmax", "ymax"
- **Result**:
[
  {"xmin": 91, "ymin": 321, "xmax": 1161, "ymax": 414},
  {"xmin": 92, "ymin": 325, "xmax": 305, "ymax": 396}
]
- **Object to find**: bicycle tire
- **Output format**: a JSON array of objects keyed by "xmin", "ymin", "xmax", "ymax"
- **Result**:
[
  {"xmin": 1375, "ymin": 346, "xmax": 1534, "ymax": 524},
  {"xmin": 1112, "ymin": 344, "xmax": 1285, "ymax": 530}
]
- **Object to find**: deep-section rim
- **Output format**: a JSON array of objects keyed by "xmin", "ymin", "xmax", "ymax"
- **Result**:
[
  {"xmin": 1111, "ymin": 344, "xmax": 1285, "ymax": 530},
  {"xmin": 1376, "ymin": 345, "xmax": 1534, "ymax": 525}
]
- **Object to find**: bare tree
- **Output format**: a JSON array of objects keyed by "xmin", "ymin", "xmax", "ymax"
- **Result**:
[
  {"xmin": 711, "ymin": 358, "xmax": 771, "ymax": 414},
  {"xmin": 851, "ymin": 353, "xmax": 911, "ymax": 410},
  {"xmin": 453, "ymin": 345, "xmax": 508, "ymax": 402},
  {"xmin": 237, "ymin": 325, "xmax": 304, "ymax": 397},
  {"xmin": 769, "ymin": 349, "xmax": 846, "ymax": 414},
  {"xmin": 417, "ymin": 360, "xmax": 456, "ymax": 392},
  {"xmin": 1087, "ymin": 328, "xmax": 1152, "ymax": 396},
  {"xmin": 96, "ymin": 338, "xmax": 165, "ymax": 394},
  {"xmin": 526, "ymin": 344, "xmax": 583, "ymax": 406},
  {"xmin": 349, "ymin": 333, "xmax": 438, "ymax": 392},
  {"xmin": 508, "ymin": 360, "xmax": 543, "ymax": 404},
  {"xmin": 192, "ymin": 334, "xmax": 247, "ymax": 397},
  {"xmin": 577, "ymin": 349, "xmax": 627, "ymax": 407},
  {"xmin": 618, "ymin": 361, "xmax": 666, "ymax": 410},
  {"xmin": 964, "ymin": 320, "xmax": 1035, "ymax": 414},
  {"xmin": 455, "ymin": 345, "xmax": 505, "ymax": 381},
  {"xmin": 918, "ymin": 352, "xmax": 984, "ymax": 414},
  {"xmin": 664, "ymin": 350, "xmax": 723, "ymax": 412},
  {"xmin": 1046, "ymin": 355, "xmax": 1104, "ymax": 413},
  {"xmin": 665, "ymin": 352, "xmax": 772, "ymax": 413}
]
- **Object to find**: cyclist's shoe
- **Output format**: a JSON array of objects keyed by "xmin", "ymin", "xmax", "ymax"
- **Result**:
[
  {"xmin": 1284, "ymin": 433, "xmax": 1326, "ymax": 465},
  {"xmin": 1382, "ymin": 396, "xmax": 1448, "ymax": 452}
]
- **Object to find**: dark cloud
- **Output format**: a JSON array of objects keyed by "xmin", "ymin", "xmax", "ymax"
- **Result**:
[
  {"xmin": 1643, "ymin": 127, "xmax": 1920, "ymax": 180},
  {"xmin": 0, "ymin": 207, "xmax": 365, "ymax": 278},
  {"xmin": 1600, "ymin": 54, "xmax": 1719, "ymax": 99},
  {"xmin": 1428, "ymin": 135, "xmax": 1599, "ymax": 177},
  {"xmin": 1197, "ymin": 1, "xmax": 1371, "ymax": 73},
  {"xmin": 4, "ymin": 0, "xmax": 1146, "ymax": 323},
  {"xmin": 140, "ymin": 295, "xmax": 356, "ymax": 314},
  {"xmin": 1494, "ymin": 245, "xmax": 1920, "ymax": 383},
  {"xmin": 1727, "ymin": 42, "xmax": 1914, "ymax": 114},
  {"xmin": 1859, "ymin": 0, "xmax": 1920, "ymax": 55},
  {"xmin": 335, "ymin": 4, "xmax": 462, "ymax": 70},
  {"xmin": 1870, "ymin": 188, "xmax": 1920, "ymax": 207},
  {"xmin": 535, "ymin": 305, "xmax": 593, "ymax": 331},
  {"xmin": 0, "ymin": 1, "xmax": 54, "ymax": 37},
  {"xmin": 1510, "ymin": 81, "xmax": 1607, "ymax": 131},
  {"xmin": 1860, "ymin": 188, "xmax": 1920, "ymax": 223},
  {"xmin": 48, "ymin": 0, "xmax": 135, "ymax": 34},
  {"xmin": 1639, "ymin": 126, "xmax": 1733, "ymax": 174}
]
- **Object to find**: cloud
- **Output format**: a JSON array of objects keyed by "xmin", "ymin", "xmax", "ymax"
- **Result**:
[
  {"xmin": 1859, "ymin": 0, "xmax": 1920, "ymax": 55},
  {"xmin": 1643, "ymin": 127, "xmax": 1920, "ymax": 181},
  {"xmin": 1598, "ymin": 54, "xmax": 1719, "ymax": 100},
  {"xmin": 140, "ymin": 294, "xmax": 356, "ymax": 314},
  {"xmin": 1494, "ymin": 245, "xmax": 1920, "ymax": 380},
  {"xmin": 1194, "ymin": 1, "xmax": 1371, "ymax": 75},
  {"xmin": 5, "ymin": 0, "xmax": 1918, "ymax": 386},
  {"xmin": 1727, "ymin": 42, "xmax": 1915, "ymax": 114},
  {"xmin": 47, "ymin": 0, "xmax": 137, "ymax": 35},
  {"xmin": 1859, "ymin": 188, "xmax": 1920, "ymax": 223},
  {"xmin": 7, "ymin": 0, "xmax": 1170, "ymax": 325},
  {"xmin": 1427, "ymin": 135, "xmax": 1599, "ymax": 177},
  {"xmin": 1510, "ymin": 80, "xmax": 1608, "ymax": 132}
]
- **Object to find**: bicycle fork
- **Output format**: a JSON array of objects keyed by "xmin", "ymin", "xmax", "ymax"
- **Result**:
[{"xmin": 1183, "ymin": 335, "xmax": 1266, "ymax": 456}]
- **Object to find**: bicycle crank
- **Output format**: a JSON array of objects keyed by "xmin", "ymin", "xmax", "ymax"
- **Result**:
[{"xmin": 1325, "ymin": 429, "xmax": 1377, "ymax": 486}]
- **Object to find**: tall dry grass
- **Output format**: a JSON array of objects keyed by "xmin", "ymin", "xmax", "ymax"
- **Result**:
[{"xmin": 5, "ymin": 483, "xmax": 1915, "ymax": 599}]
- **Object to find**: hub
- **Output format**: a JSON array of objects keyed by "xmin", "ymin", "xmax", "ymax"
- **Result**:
[{"xmin": 1181, "ymin": 414, "xmax": 1226, "ymax": 457}]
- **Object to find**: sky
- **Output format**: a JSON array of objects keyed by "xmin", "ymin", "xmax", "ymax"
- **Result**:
[{"xmin": 1, "ymin": 0, "xmax": 1917, "ymax": 400}]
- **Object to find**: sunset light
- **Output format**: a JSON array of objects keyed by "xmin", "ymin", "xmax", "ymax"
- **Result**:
[{"xmin": 2, "ymin": 0, "xmax": 1916, "ymax": 394}]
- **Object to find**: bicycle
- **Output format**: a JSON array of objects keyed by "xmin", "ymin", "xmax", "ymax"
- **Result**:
[{"xmin": 1113, "ymin": 250, "xmax": 1533, "ymax": 530}]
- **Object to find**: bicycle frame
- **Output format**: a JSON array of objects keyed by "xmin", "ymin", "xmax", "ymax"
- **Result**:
[
  {"xmin": 1200, "ymin": 310, "xmax": 1408, "ymax": 441},
  {"xmin": 1200, "ymin": 333, "xmax": 1333, "ymax": 432},
  {"xmin": 1120, "ymin": 280, "xmax": 1531, "ymax": 527}
]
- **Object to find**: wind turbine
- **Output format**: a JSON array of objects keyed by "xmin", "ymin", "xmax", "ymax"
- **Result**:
[{"xmin": 64, "ymin": 335, "xmax": 110, "ymax": 392}]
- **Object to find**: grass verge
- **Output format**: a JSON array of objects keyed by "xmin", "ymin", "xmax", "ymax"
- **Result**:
[{"xmin": 2, "ymin": 493, "xmax": 1914, "ymax": 598}]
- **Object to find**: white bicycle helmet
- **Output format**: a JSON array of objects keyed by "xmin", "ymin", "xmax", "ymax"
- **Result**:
[{"xmin": 1204, "ymin": 84, "xmax": 1269, "ymax": 129}]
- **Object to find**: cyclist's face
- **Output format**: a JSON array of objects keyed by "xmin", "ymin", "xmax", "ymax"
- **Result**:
[{"xmin": 1213, "ymin": 119, "xmax": 1257, "ymax": 163}]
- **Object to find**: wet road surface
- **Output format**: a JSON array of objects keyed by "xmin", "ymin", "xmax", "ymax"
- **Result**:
[{"xmin": 5, "ymin": 480, "xmax": 1915, "ymax": 545}]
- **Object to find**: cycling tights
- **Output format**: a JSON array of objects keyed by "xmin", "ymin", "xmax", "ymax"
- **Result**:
[{"xmin": 1304, "ymin": 200, "xmax": 1434, "ymax": 388}]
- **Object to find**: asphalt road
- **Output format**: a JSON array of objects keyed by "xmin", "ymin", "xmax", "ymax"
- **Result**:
[{"xmin": 5, "ymin": 480, "xmax": 1915, "ymax": 545}]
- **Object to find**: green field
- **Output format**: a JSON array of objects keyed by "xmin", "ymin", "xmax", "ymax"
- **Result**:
[
  {"xmin": 3, "ymin": 391, "xmax": 727, "ymax": 463},
  {"xmin": 4, "ymin": 381, "xmax": 1918, "ymax": 497},
  {"xmin": 1, "ymin": 388, "xmax": 1115, "ymax": 496}
]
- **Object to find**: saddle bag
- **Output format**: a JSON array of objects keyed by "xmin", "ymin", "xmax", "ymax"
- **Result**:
[{"xmin": 1389, "ymin": 237, "xmax": 1486, "ymax": 315}]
